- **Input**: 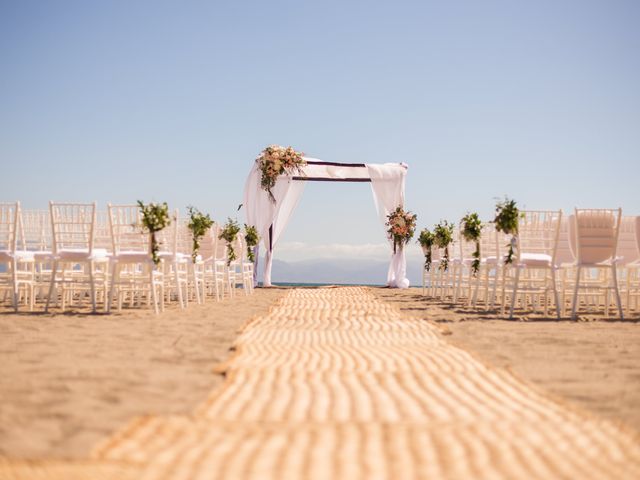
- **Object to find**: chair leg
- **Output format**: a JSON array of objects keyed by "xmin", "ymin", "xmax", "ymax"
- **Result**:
[
  {"xmin": 107, "ymin": 262, "xmax": 118, "ymax": 313},
  {"xmin": 150, "ymin": 267, "xmax": 159, "ymax": 315},
  {"xmin": 551, "ymin": 269, "xmax": 561, "ymax": 319},
  {"xmin": 45, "ymin": 260, "xmax": 58, "ymax": 313},
  {"xmin": 611, "ymin": 265, "xmax": 624, "ymax": 320},
  {"xmin": 509, "ymin": 267, "xmax": 520, "ymax": 319},
  {"xmin": 571, "ymin": 266, "xmax": 582, "ymax": 320},
  {"xmin": 88, "ymin": 261, "xmax": 96, "ymax": 313},
  {"xmin": 11, "ymin": 259, "xmax": 19, "ymax": 312}
]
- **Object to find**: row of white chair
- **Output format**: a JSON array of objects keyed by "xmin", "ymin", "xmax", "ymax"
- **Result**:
[
  {"xmin": 422, "ymin": 208, "xmax": 640, "ymax": 320},
  {"xmin": 0, "ymin": 202, "xmax": 255, "ymax": 314}
]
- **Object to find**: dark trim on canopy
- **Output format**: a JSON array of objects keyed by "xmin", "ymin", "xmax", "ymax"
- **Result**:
[
  {"xmin": 305, "ymin": 160, "xmax": 367, "ymax": 168},
  {"xmin": 292, "ymin": 176, "xmax": 371, "ymax": 183}
]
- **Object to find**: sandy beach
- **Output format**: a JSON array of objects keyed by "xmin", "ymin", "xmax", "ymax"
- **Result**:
[
  {"xmin": 0, "ymin": 288, "xmax": 286, "ymax": 459},
  {"xmin": 1, "ymin": 285, "xmax": 639, "ymax": 466},
  {"xmin": 373, "ymin": 287, "xmax": 640, "ymax": 432}
]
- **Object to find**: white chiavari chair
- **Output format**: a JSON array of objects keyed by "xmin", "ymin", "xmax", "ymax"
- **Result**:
[
  {"xmin": 616, "ymin": 216, "xmax": 640, "ymax": 315},
  {"xmin": 107, "ymin": 204, "xmax": 164, "ymax": 314},
  {"xmin": 45, "ymin": 202, "xmax": 107, "ymax": 312},
  {"xmin": 569, "ymin": 208, "xmax": 624, "ymax": 320},
  {"xmin": 157, "ymin": 210, "xmax": 189, "ymax": 309},
  {"xmin": 0, "ymin": 202, "xmax": 35, "ymax": 310},
  {"xmin": 505, "ymin": 210, "xmax": 562, "ymax": 319}
]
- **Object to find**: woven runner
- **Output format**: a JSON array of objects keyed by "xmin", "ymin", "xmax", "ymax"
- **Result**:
[{"xmin": 3, "ymin": 287, "xmax": 639, "ymax": 479}]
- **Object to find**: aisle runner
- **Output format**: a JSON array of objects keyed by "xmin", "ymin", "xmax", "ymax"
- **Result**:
[{"xmin": 86, "ymin": 287, "xmax": 640, "ymax": 479}]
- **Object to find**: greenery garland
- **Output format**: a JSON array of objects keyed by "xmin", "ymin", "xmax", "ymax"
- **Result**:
[
  {"xmin": 434, "ymin": 220, "xmax": 455, "ymax": 272},
  {"xmin": 187, "ymin": 206, "xmax": 214, "ymax": 263},
  {"xmin": 460, "ymin": 212, "xmax": 483, "ymax": 275},
  {"xmin": 493, "ymin": 197, "xmax": 520, "ymax": 264},
  {"xmin": 137, "ymin": 200, "xmax": 171, "ymax": 266},
  {"xmin": 244, "ymin": 224, "xmax": 260, "ymax": 263},
  {"xmin": 417, "ymin": 228, "xmax": 435, "ymax": 271},
  {"xmin": 219, "ymin": 218, "xmax": 241, "ymax": 266}
]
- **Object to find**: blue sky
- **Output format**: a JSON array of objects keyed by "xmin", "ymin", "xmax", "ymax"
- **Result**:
[{"xmin": 1, "ymin": 1, "xmax": 639, "ymax": 262}]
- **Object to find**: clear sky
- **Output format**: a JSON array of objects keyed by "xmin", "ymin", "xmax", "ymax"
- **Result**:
[{"xmin": 1, "ymin": 1, "xmax": 639, "ymax": 262}]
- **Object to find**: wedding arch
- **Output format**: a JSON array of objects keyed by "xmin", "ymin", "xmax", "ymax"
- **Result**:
[{"xmin": 242, "ymin": 157, "xmax": 410, "ymax": 288}]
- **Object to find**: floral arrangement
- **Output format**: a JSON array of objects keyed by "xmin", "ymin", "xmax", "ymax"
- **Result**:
[
  {"xmin": 434, "ymin": 220, "xmax": 455, "ymax": 271},
  {"xmin": 257, "ymin": 145, "xmax": 306, "ymax": 203},
  {"xmin": 386, "ymin": 206, "xmax": 417, "ymax": 254},
  {"xmin": 417, "ymin": 228, "xmax": 435, "ymax": 271},
  {"xmin": 218, "ymin": 218, "xmax": 241, "ymax": 266},
  {"xmin": 187, "ymin": 206, "xmax": 214, "ymax": 263},
  {"xmin": 460, "ymin": 212, "xmax": 483, "ymax": 275},
  {"xmin": 244, "ymin": 224, "xmax": 260, "ymax": 263},
  {"xmin": 493, "ymin": 197, "xmax": 519, "ymax": 264},
  {"xmin": 137, "ymin": 200, "xmax": 171, "ymax": 266}
]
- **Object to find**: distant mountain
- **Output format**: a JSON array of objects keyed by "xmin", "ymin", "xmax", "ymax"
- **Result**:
[{"xmin": 257, "ymin": 257, "xmax": 423, "ymax": 286}]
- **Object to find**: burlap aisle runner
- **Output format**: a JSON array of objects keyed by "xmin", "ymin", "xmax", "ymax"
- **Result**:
[{"xmin": 3, "ymin": 287, "xmax": 639, "ymax": 479}]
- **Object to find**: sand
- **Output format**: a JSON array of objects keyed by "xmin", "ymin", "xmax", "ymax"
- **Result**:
[
  {"xmin": 1, "ymin": 285, "xmax": 639, "ymax": 467},
  {"xmin": 373, "ymin": 287, "xmax": 640, "ymax": 433},
  {"xmin": 0, "ymin": 288, "xmax": 286, "ymax": 460}
]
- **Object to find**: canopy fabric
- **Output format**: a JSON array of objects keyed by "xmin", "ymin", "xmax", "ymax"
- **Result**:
[{"xmin": 242, "ymin": 158, "xmax": 409, "ymax": 288}]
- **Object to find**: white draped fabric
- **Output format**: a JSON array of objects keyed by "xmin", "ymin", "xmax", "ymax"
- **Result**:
[
  {"xmin": 366, "ymin": 163, "xmax": 410, "ymax": 288},
  {"xmin": 242, "ymin": 158, "xmax": 409, "ymax": 288}
]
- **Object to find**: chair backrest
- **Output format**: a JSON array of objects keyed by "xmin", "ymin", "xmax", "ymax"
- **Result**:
[
  {"xmin": 156, "ymin": 209, "xmax": 180, "ymax": 257},
  {"xmin": 479, "ymin": 223, "xmax": 498, "ymax": 261},
  {"xmin": 22, "ymin": 209, "xmax": 51, "ymax": 252},
  {"xmin": 555, "ymin": 215, "xmax": 575, "ymax": 266},
  {"xmin": 515, "ymin": 210, "xmax": 562, "ymax": 263},
  {"xmin": 0, "ymin": 202, "xmax": 20, "ymax": 254},
  {"xmin": 107, "ymin": 204, "xmax": 150, "ymax": 256},
  {"xmin": 616, "ymin": 216, "xmax": 640, "ymax": 266},
  {"xmin": 94, "ymin": 210, "xmax": 112, "ymax": 252},
  {"xmin": 570, "ymin": 208, "xmax": 621, "ymax": 265},
  {"xmin": 197, "ymin": 225, "xmax": 217, "ymax": 262},
  {"xmin": 49, "ymin": 202, "xmax": 96, "ymax": 254}
]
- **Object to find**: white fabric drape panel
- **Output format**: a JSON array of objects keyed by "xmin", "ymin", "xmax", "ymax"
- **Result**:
[
  {"xmin": 366, "ymin": 163, "xmax": 410, "ymax": 289},
  {"xmin": 243, "ymin": 163, "xmax": 306, "ymax": 287}
]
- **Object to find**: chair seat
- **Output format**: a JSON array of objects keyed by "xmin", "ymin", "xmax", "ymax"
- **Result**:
[
  {"xmin": 112, "ymin": 251, "xmax": 153, "ymax": 263},
  {"xmin": 57, "ymin": 248, "xmax": 109, "ymax": 262},
  {"xmin": 0, "ymin": 250, "xmax": 35, "ymax": 262},
  {"xmin": 481, "ymin": 256, "xmax": 498, "ymax": 265},
  {"xmin": 33, "ymin": 251, "xmax": 53, "ymax": 261},
  {"xmin": 518, "ymin": 252, "xmax": 552, "ymax": 267}
]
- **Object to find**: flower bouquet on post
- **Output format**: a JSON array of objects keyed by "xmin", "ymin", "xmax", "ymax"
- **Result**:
[
  {"xmin": 493, "ymin": 197, "xmax": 520, "ymax": 264},
  {"xmin": 417, "ymin": 228, "xmax": 435, "ymax": 271},
  {"xmin": 187, "ymin": 206, "xmax": 214, "ymax": 263},
  {"xmin": 386, "ymin": 206, "xmax": 417, "ymax": 254},
  {"xmin": 137, "ymin": 201, "xmax": 171, "ymax": 266},
  {"xmin": 460, "ymin": 212, "xmax": 483, "ymax": 275},
  {"xmin": 244, "ymin": 225, "xmax": 260, "ymax": 263},
  {"xmin": 256, "ymin": 145, "xmax": 306, "ymax": 203},
  {"xmin": 434, "ymin": 220, "xmax": 454, "ymax": 272},
  {"xmin": 218, "ymin": 218, "xmax": 241, "ymax": 266}
]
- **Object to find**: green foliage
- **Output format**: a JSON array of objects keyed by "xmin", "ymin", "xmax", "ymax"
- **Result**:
[
  {"xmin": 137, "ymin": 200, "xmax": 171, "ymax": 266},
  {"xmin": 244, "ymin": 224, "xmax": 260, "ymax": 263},
  {"xmin": 460, "ymin": 212, "xmax": 483, "ymax": 275},
  {"xmin": 434, "ymin": 220, "xmax": 454, "ymax": 272},
  {"xmin": 187, "ymin": 206, "xmax": 214, "ymax": 263},
  {"xmin": 218, "ymin": 218, "xmax": 241, "ymax": 266},
  {"xmin": 493, "ymin": 197, "xmax": 519, "ymax": 264},
  {"xmin": 417, "ymin": 228, "xmax": 435, "ymax": 271}
]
